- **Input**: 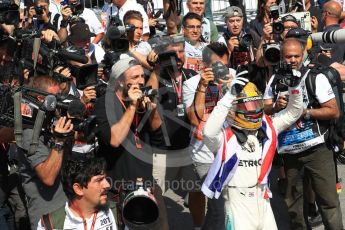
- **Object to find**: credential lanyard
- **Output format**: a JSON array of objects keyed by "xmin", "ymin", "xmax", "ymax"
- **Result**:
[
  {"xmin": 115, "ymin": 93, "xmax": 142, "ymax": 149},
  {"xmin": 70, "ymin": 201, "xmax": 97, "ymax": 230}
]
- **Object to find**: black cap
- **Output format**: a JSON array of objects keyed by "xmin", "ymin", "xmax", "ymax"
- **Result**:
[
  {"xmin": 68, "ymin": 22, "xmax": 95, "ymax": 44},
  {"xmin": 281, "ymin": 14, "xmax": 299, "ymax": 25},
  {"xmin": 285, "ymin": 27, "xmax": 309, "ymax": 44}
]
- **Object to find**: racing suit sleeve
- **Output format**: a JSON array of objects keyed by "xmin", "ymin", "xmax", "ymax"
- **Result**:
[
  {"xmin": 203, "ymin": 91, "xmax": 235, "ymax": 153},
  {"xmin": 272, "ymin": 85, "xmax": 303, "ymax": 134}
]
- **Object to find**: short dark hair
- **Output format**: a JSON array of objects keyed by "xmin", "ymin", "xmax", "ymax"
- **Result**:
[
  {"xmin": 61, "ymin": 157, "xmax": 107, "ymax": 201},
  {"xmin": 34, "ymin": 0, "xmax": 49, "ymax": 5},
  {"xmin": 182, "ymin": 12, "xmax": 202, "ymax": 27},
  {"xmin": 202, "ymin": 42, "xmax": 229, "ymax": 65}
]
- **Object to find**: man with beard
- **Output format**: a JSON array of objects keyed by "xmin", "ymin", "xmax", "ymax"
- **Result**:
[
  {"xmin": 37, "ymin": 157, "xmax": 119, "ymax": 229},
  {"xmin": 147, "ymin": 36, "xmax": 203, "ymax": 229}
]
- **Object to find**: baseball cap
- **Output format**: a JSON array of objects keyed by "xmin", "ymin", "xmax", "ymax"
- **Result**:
[
  {"xmin": 285, "ymin": 27, "xmax": 309, "ymax": 44},
  {"xmin": 281, "ymin": 14, "xmax": 299, "ymax": 25},
  {"xmin": 68, "ymin": 22, "xmax": 95, "ymax": 44},
  {"xmin": 224, "ymin": 6, "xmax": 243, "ymax": 19},
  {"xmin": 110, "ymin": 57, "xmax": 141, "ymax": 79}
]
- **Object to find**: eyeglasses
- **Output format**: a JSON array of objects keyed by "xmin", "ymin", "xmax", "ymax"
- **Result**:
[{"xmin": 185, "ymin": 25, "xmax": 202, "ymax": 30}]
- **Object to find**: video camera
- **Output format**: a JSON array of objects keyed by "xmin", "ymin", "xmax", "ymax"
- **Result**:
[{"xmin": 0, "ymin": 0, "xmax": 19, "ymax": 25}]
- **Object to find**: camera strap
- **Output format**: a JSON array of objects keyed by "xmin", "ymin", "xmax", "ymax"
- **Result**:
[
  {"xmin": 14, "ymin": 92, "xmax": 23, "ymax": 149},
  {"xmin": 116, "ymin": 93, "xmax": 142, "ymax": 149},
  {"xmin": 28, "ymin": 109, "xmax": 45, "ymax": 156}
]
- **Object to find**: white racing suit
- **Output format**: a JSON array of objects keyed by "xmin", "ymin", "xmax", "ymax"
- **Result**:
[{"xmin": 201, "ymin": 85, "xmax": 303, "ymax": 230}]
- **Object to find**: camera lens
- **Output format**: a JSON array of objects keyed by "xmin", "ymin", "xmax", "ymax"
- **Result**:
[
  {"xmin": 273, "ymin": 22, "xmax": 284, "ymax": 34},
  {"xmin": 264, "ymin": 44, "xmax": 281, "ymax": 64}
]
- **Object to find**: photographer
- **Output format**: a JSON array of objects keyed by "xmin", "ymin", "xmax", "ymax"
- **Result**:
[
  {"xmin": 16, "ymin": 75, "xmax": 73, "ymax": 229},
  {"xmin": 219, "ymin": 6, "xmax": 260, "ymax": 53},
  {"xmin": 182, "ymin": 42, "xmax": 235, "ymax": 229},
  {"xmin": 57, "ymin": 0, "xmax": 104, "ymax": 44},
  {"xmin": 93, "ymin": 57, "xmax": 168, "ymax": 229},
  {"xmin": 123, "ymin": 10, "xmax": 153, "ymax": 70},
  {"xmin": 25, "ymin": 0, "xmax": 58, "ymax": 32},
  {"xmin": 264, "ymin": 38, "xmax": 343, "ymax": 229},
  {"xmin": 146, "ymin": 37, "xmax": 203, "ymax": 229},
  {"xmin": 37, "ymin": 157, "xmax": 120, "ymax": 229}
]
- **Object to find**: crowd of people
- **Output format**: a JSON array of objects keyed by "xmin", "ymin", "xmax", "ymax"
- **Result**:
[{"xmin": 0, "ymin": 0, "xmax": 345, "ymax": 229}]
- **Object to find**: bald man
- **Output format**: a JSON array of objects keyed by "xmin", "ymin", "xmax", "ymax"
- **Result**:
[
  {"xmin": 321, "ymin": 1, "xmax": 345, "ymax": 62},
  {"xmin": 264, "ymin": 38, "xmax": 343, "ymax": 229}
]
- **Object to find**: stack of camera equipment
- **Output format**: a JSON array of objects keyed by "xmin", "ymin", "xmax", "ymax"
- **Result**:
[{"xmin": 262, "ymin": 4, "xmax": 283, "ymax": 65}]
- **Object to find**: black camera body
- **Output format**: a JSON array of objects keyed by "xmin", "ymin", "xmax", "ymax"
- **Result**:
[
  {"xmin": 34, "ymin": 5, "xmax": 44, "ymax": 15},
  {"xmin": 0, "ymin": 2, "xmax": 19, "ymax": 25},
  {"xmin": 275, "ymin": 62, "xmax": 293, "ymax": 81},
  {"xmin": 272, "ymin": 21, "xmax": 284, "ymax": 34},
  {"xmin": 68, "ymin": 2, "xmax": 84, "ymax": 16},
  {"xmin": 211, "ymin": 61, "xmax": 229, "ymax": 82},
  {"xmin": 140, "ymin": 86, "xmax": 157, "ymax": 98},
  {"xmin": 269, "ymin": 4, "xmax": 280, "ymax": 20}
]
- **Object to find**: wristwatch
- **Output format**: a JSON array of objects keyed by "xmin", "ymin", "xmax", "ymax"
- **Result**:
[
  {"xmin": 52, "ymin": 142, "xmax": 64, "ymax": 152},
  {"xmin": 304, "ymin": 109, "xmax": 311, "ymax": 120}
]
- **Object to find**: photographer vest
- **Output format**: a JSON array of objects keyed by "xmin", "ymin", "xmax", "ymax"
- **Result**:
[{"xmin": 277, "ymin": 70, "xmax": 331, "ymax": 154}]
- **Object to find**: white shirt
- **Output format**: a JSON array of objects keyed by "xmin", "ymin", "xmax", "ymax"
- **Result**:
[
  {"xmin": 49, "ymin": 0, "xmax": 62, "ymax": 16},
  {"xmin": 80, "ymin": 8, "xmax": 105, "ymax": 35},
  {"xmin": 183, "ymin": 69, "xmax": 236, "ymax": 163},
  {"xmin": 106, "ymin": 1, "xmax": 150, "ymax": 35},
  {"xmin": 37, "ymin": 202, "xmax": 118, "ymax": 230},
  {"xmin": 133, "ymin": 41, "xmax": 152, "ymax": 56},
  {"xmin": 184, "ymin": 41, "xmax": 207, "ymax": 72},
  {"xmin": 89, "ymin": 43, "xmax": 106, "ymax": 63}
]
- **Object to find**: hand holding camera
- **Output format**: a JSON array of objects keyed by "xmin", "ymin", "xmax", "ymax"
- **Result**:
[
  {"xmin": 128, "ymin": 84, "xmax": 144, "ymax": 107},
  {"xmin": 228, "ymin": 36, "xmax": 239, "ymax": 52},
  {"xmin": 199, "ymin": 68, "xmax": 214, "ymax": 89},
  {"xmin": 61, "ymin": 5, "xmax": 73, "ymax": 21},
  {"xmin": 53, "ymin": 116, "xmax": 74, "ymax": 141},
  {"xmin": 81, "ymin": 86, "xmax": 97, "ymax": 104}
]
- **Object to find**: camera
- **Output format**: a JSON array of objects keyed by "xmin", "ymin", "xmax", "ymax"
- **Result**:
[
  {"xmin": 0, "ymin": 1, "xmax": 19, "ymax": 25},
  {"xmin": 121, "ymin": 178, "xmax": 159, "ymax": 230},
  {"xmin": 275, "ymin": 62, "xmax": 293, "ymax": 80},
  {"xmin": 269, "ymin": 4, "xmax": 280, "ymax": 20},
  {"xmin": 263, "ymin": 42, "xmax": 281, "ymax": 65},
  {"xmin": 72, "ymin": 115, "xmax": 97, "ymax": 142},
  {"xmin": 140, "ymin": 86, "xmax": 157, "ymax": 98},
  {"xmin": 68, "ymin": 2, "xmax": 84, "ymax": 16},
  {"xmin": 272, "ymin": 21, "xmax": 284, "ymax": 34},
  {"xmin": 34, "ymin": 5, "xmax": 44, "ymax": 15},
  {"xmin": 211, "ymin": 61, "xmax": 230, "ymax": 81}
]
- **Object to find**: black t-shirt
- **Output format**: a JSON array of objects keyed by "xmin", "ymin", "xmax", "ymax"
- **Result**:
[
  {"xmin": 150, "ymin": 68, "xmax": 197, "ymax": 150},
  {"xmin": 93, "ymin": 94, "xmax": 153, "ymax": 190}
]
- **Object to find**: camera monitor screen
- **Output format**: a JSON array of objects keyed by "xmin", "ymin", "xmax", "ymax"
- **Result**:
[{"xmin": 74, "ymin": 64, "xmax": 99, "ymax": 90}]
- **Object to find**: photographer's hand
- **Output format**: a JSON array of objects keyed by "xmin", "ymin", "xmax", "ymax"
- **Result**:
[
  {"xmin": 263, "ymin": 22, "xmax": 273, "ymax": 41},
  {"xmin": 41, "ymin": 29, "xmax": 60, "ymax": 43},
  {"xmin": 28, "ymin": 6, "xmax": 36, "ymax": 19},
  {"xmin": 149, "ymin": 18, "xmax": 157, "ymax": 27},
  {"xmin": 275, "ymin": 95, "xmax": 288, "ymax": 111},
  {"xmin": 199, "ymin": 68, "xmax": 214, "ymax": 91},
  {"xmin": 53, "ymin": 116, "xmax": 73, "ymax": 141},
  {"xmin": 81, "ymin": 86, "xmax": 97, "ymax": 104},
  {"xmin": 147, "ymin": 50, "xmax": 159, "ymax": 67},
  {"xmin": 61, "ymin": 5, "xmax": 72, "ymax": 21},
  {"xmin": 228, "ymin": 37, "xmax": 239, "ymax": 52},
  {"xmin": 128, "ymin": 84, "xmax": 143, "ymax": 107},
  {"xmin": 311, "ymin": 16, "xmax": 318, "ymax": 33}
]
